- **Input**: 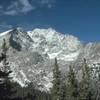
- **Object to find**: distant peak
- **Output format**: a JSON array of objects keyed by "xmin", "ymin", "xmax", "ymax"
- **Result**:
[
  {"xmin": 32, "ymin": 27, "xmax": 56, "ymax": 32},
  {"xmin": 11, "ymin": 27, "xmax": 28, "ymax": 35}
]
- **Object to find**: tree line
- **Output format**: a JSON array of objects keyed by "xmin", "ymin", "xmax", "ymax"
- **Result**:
[{"xmin": 0, "ymin": 39, "xmax": 100, "ymax": 100}]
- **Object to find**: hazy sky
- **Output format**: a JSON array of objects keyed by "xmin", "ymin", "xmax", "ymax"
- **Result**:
[{"xmin": 0, "ymin": 0, "xmax": 100, "ymax": 42}]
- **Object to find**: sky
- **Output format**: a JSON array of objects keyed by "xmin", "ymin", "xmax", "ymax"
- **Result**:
[{"xmin": 0, "ymin": 0, "xmax": 100, "ymax": 42}]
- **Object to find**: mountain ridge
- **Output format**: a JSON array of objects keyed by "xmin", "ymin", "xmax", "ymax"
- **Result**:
[{"xmin": 0, "ymin": 27, "xmax": 100, "ymax": 92}]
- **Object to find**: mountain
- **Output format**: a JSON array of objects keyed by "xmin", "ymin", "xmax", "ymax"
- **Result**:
[{"xmin": 0, "ymin": 27, "xmax": 100, "ymax": 92}]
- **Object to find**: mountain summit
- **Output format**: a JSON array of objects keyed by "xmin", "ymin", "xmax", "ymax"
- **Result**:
[{"xmin": 0, "ymin": 27, "xmax": 99, "ymax": 91}]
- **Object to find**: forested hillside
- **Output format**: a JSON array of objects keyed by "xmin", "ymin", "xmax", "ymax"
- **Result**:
[{"xmin": 0, "ymin": 39, "xmax": 100, "ymax": 100}]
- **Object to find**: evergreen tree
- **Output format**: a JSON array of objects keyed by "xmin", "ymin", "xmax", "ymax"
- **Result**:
[
  {"xmin": 79, "ymin": 58, "xmax": 93, "ymax": 100},
  {"xmin": 51, "ymin": 58, "xmax": 63, "ymax": 100},
  {"xmin": 0, "ymin": 39, "xmax": 15, "ymax": 100},
  {"xmin": 94, "ymin": 74, "xmax": 100, "ymax": 100},
  {"xmin": 91, "ymin": 66, "xmax": 100, "ymax": 100},
  {"xmin": 66, "ymin": 65, "xmax": 79, "ymax": 100},
  {"xmin": 60, "ymin": 82, "xmax": 66, "ymax": 100},
  {"xmin": 26, "ymin": 82, "xmax": 36, "ymax": 100}
]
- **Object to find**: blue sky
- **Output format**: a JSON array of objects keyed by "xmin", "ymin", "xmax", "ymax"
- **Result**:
[{"xmin": 0, "ymin": 0, "xmax": 100, "ymax": 42}]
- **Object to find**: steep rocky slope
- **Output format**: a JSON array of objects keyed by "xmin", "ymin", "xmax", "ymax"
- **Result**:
[{"xmin": 0, "ymin": 27, "xmax": 100, "ymax": 91}]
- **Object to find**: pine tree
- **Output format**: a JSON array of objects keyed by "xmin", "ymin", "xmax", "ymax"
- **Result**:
[
  {"xmin": 79, "ymin": 58, "xmax": 93, "ymax": 100},
  {"xmin": 60, "ymin": 82, "xmax": 66, "ymax": 100},
  {"xmin": 26, "ymin": 82, "xmax": 36, "ymax": 100},
  {"xmin": 66, "ymin": 65, "xmax": 79, "ymax": 100},
  {"xmin": 94, "ymin": 74, "xmax": 100, "ymax": 100},
  {"xmin": 51, "ymin": 58, "xmax": 63, "ymax": 100},
  {"xmin": 0, "ymin": 39, "xmax": 15, "ymax": 100}
]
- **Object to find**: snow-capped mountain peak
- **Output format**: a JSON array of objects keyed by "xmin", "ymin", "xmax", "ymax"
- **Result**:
[
  {"xmin": 28, "ymin": 28, "xmax": 81, "ymax": 61},
  {"xmin": 0, "ymin": 27, "xmax": 99, "ymax": 92}
]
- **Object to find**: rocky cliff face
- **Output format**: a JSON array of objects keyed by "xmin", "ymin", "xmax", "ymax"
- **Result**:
[{"xmin": 0, "ymin": 27, "xmax": 100, "ymax": 91}]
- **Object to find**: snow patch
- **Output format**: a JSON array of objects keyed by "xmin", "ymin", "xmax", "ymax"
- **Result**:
[
  {"xmin": 0, "ymin": 30, "xmax": 12, "ymax": 37},
  {"xmin": 48, "ymin": 51, "xmax": 62, "ymax": 59},
  {"xmin": 59, "ymin": 52, "xmax": 79, "ymax": 61}
]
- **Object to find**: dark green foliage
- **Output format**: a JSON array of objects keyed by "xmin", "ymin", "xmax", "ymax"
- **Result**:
[
  {"xmin": 79, "ymin": 58, "xmax": 93, "ymax": 100},
  {"xmin": 25, "ymin": 83, "xmax": 36, "ymax": 100},
  {"xmin": 51, "ymin": 58, "xmax": 64, "ymax": 100},
  {"xmin": 0, "ymin": 39, "xmax": 13, "ymax": 100},
  {"xmin": 13, "ymin": 82, "xmax": 51, "ymax": 100},
  {"xmin": 94, "ymin": 67, "xmax": 100, "ymax": 100},
  {"xmin": 60, "ymin": 82, "xmax": 67, "ymax": 100},
  {"xmin": 66, "ymin": 65, "xmax": 79, "ymax": 100},
  {"xmin": 94, "ymin": 77, "xmax": 100, "ymax": 100}
]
